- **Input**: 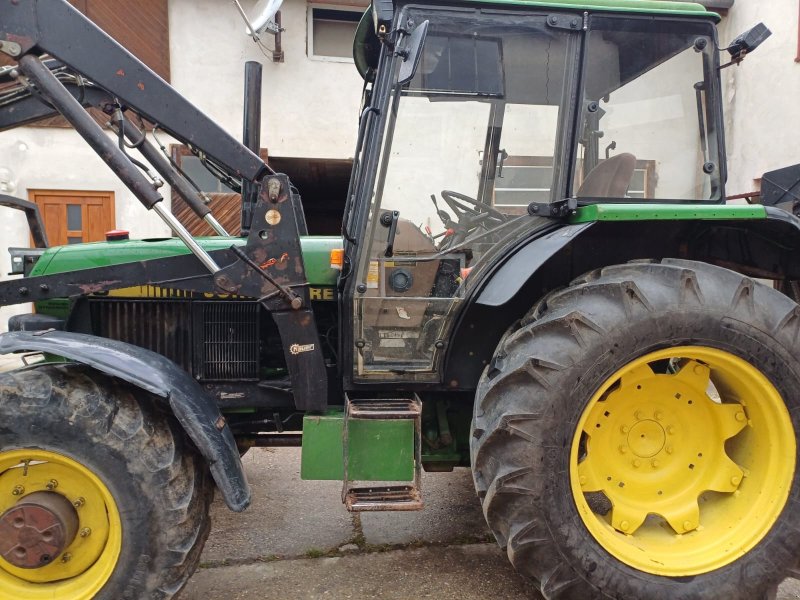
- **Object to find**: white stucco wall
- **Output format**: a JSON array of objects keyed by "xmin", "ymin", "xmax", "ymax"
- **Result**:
[
  {"xmin": 719, "ymin": 0, "xmax": 800, "ymax": 196},
  {"xmin": 168, "ymin": 0, "xmax": 364, "ymax": 158}
]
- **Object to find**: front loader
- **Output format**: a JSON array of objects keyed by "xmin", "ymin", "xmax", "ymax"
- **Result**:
[{"xmin": 1, "ymin": 0, "xmax": 800, "ymax": 598}]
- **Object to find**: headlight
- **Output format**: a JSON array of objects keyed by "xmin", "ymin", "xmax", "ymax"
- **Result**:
[{"xmin": 8, "ymin": 247, "xmax": 45, "ymax": 276}]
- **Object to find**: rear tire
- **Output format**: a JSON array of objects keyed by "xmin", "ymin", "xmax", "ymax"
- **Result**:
[
  {"xmin": 0, "ymin": 364, "xmax": 213, "ymax": 600},
  {"xmin": 471, "ymin": 259, "xmax": 800, "ymax": 599}
]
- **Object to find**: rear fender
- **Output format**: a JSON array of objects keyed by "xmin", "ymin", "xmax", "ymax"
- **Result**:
[
  {"xmin": 445, "ymin": 209, "xmax": 800, "ymax": 389},
  {"xmin": 0, "ymin": 330, "xmax": 250, "ymax": 512}
]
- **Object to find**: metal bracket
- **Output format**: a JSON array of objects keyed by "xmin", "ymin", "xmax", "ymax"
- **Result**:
[
  {"xmin": 0, "ymin": 40, "xmax": 21, "ymax": 57},
  {"xmin": 527, "ymin": 197, "xmax": 578, "ymax": 219},
  {"xmin": 545, "ymin": 14, "xmax": 583, "ymax": 31}
]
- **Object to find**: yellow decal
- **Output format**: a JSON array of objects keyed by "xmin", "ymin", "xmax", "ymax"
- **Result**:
[{"xmin": 309, "ymin": 287, "xmax": 335, "ymax": 301}]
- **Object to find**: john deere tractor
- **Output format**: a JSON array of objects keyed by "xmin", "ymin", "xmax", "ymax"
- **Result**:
[{"xmin": 1, "ymin": 0, "xmax": 799, "ymax": 598}]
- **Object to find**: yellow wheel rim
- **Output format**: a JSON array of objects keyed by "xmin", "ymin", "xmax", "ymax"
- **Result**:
[
  {"xmin": 0, "ymin": 449, "xmax": 121, "ymax": 599},
  {"xmin": 570, "ymin": 346, "xmax": 796, "ymax": 576}
]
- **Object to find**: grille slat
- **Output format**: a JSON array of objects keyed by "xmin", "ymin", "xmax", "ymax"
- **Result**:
[
  {"xmin": 89, "ymin": 299, "xmax": 260, "ymax": 381},
  {"xmin": 201, "ymin": 302, "xmax": 259, "ymax": 381}
]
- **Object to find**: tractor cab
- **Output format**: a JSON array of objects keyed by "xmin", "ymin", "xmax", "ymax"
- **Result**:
[{"xmin": 346, "ymin": 0, "xmax": 725, "ymax": 381}]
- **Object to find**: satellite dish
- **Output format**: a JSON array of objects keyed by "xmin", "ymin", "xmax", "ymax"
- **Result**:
[
  {"xmin": 249, "ymin": 0, "xmax": 283, "ymax": 35},
  {"xmin": 232, "ymin": 0, "xmax": 283, "ymax": 38}
]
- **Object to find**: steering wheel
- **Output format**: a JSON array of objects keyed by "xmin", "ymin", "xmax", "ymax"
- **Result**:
[
  {"xmin": 433, "ymin": 190, "xmax": 508, "ymax": 249},
  {"xmin": 440, "ymin": 190, "xmax": 509, "ymax": 224}
]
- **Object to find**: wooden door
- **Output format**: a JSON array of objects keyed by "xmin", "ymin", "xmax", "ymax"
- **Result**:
[{"xmin": 28, "ymin": 190, "xmax": 116, "ymax": 246}]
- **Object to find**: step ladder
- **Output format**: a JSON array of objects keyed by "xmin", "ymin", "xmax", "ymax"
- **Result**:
[{"xmin": 342, "ymin": 394, "xmax": 423, "ymax": 511}]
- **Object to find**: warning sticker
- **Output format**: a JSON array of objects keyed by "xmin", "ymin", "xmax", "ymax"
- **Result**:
[{"xmin": 367, "ymin": 260, "xmax": 380, "ymax": 288}]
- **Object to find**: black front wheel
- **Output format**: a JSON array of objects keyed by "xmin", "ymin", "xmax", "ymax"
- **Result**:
[
  {"xmin": 472, "ymin": 259, "xmax": 800, "ymax": 599},
  {"xmin": 0, "ymin": 364, "xmax": 213, "ymax": 600}
]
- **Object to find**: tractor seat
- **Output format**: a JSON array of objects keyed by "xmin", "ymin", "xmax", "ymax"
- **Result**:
[{"xmin": 576, "ymin": 153, "xmax": 637, "ymax": 198}]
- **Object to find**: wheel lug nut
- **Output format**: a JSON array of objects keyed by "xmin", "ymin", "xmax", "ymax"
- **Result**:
[
  {"xmin": 633, "ymin": 459, "xmax": 641, "ymax": 468},
  {"xmin": 651, "ymin": 459, "xmax": 660, "ymax": 468},
  {"xmin": 665, "ymin": 445, "xmax": 674, "ymax": 454},
  {"xmin": 11, "ymin": 485, "xmax": 24, "ymax": 496},
  {"xmin": 73, "ymin": 497, "xmax": 85, "ymax": 508},
  {"xmin": 655, "ymin": 411, "xmax": 664, "ymax": 421},
  {"xmin": 683, "ymin": 521, "xmax": 693, "ymax": 531},
  {"xmin": 61, "ymin": 553, "xmax": 72, "ymax": 563},
  {"xmin": 620, "ymin": 425, "xmax": 629, "ymax": 434},
  {"xmin": 80, "ymin": 527, "xmax": 92, "ymax": 538},
  {"xmin": 579, "ymin": 476, "xmax": 587, "ymax": 486},
  {"xmin": 735, "ymin": 412, "xmax": 746, "ymax": 422},
  {"xmin": 635, "ymin": 411, "xmax": 644, "ymax": 420},
  {"xmin": 45, "ymin": 479, "xmax": 58, "ymax": 491},
  {"xmin": 667, "ymin": 426, "xmax": 676, "ymax": 435},
  {"xmin": 731, "ymin": 476, "xmax": 741, "ymax": 486},
  {"xmin": 619, "ymin": 446, "xmax": 628, "ymax": 454},
  {"xmin": 620, "ymin": 520, "xmax": 630, "ymax": 532}
]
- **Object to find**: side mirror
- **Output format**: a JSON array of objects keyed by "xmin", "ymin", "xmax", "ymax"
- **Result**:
[
  {"xmin": 397, "ymin": 20, "xmax": 429, "ymax": 86},
  {"xmin": 727, "ymin": 22, "xmax": 771, "ymax": 62}
]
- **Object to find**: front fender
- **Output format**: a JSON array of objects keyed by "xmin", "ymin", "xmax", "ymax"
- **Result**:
[{"xmin": 0, "ymin": 330, "xmax": 250, "ymax": 512}]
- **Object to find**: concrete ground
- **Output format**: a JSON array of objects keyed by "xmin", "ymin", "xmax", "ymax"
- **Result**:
[
  {"xmin": 1, "ymin": 356, "xmax": 799, "ymax": 599},
  {"xmin": 183, "ymin": 448, "xmax": 800, "ymax": 600},
  {"xmin": 185, "ymin": 447, "xmax": 538, "ymax": 600}
]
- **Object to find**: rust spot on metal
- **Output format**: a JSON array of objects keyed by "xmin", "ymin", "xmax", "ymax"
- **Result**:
[
  {"xmin": 0, "ymin": 492, "xmax": 79, "ymax": 568},
  {"xmin": 115, "ymin": 68, "xmax": 125, "ymax": 76},
  {"xmin": 137, "ymin": 81, "xmax": 145, "ymax": 91},
  {"xmin": 259, "ymin": 253, "xmax": 289, "ymax": 271},
  {"xmin": 7, "ymin": 34, "xmax": 33, "ymax": 47},
  {"xmin": 78, "ymin": 281, "xmax": 122, "ymax": 294},
  {"xmin": 215, "ymin": 415, "xmax": 226, "ymax": 431}
]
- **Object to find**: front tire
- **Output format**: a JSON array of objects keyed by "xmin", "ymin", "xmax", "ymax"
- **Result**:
[
  {"xmin": 0, "ymin": 364, "xmax": 213, "ymax": 600},
  {"xmin": 471, "ymin": 259, "xmax": 800, "ymax": 599}
]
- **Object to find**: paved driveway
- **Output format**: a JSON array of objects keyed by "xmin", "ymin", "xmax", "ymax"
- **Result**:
[{"xmin": 184, "ymin": 448, "xmax": 800, "ymax": 600}]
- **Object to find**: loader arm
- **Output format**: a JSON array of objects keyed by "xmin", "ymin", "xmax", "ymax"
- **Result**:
[{"xmin": 0, "ymin": 0, "xmax": 329, "ymax": 412}]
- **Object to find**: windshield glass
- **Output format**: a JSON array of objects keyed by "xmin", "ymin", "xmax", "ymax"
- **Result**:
[
  {"xmin": 574, "ymin": 17, "xmax": 721, "ymax": 202},
  {"xmin": 353, "ymin": 8, "xmax": 577, "ymax": 379}
]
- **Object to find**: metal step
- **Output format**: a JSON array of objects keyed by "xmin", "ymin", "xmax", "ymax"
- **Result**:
[
  {"xmin": 344, "ymin": 485, "xmax": 423, "ymax": 511},
  {"xmin": 342, "ymin": 394, "xmax": 423, "ymax": 512},
  {"xmin": 347, "ymin": 397, "xmax": 422, "ymax": 420}
]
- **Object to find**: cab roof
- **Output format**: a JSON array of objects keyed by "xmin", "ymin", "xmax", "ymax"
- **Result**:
[{"xmin": 354, "ymin": 0, "xmax": 719, "ymax": 80}]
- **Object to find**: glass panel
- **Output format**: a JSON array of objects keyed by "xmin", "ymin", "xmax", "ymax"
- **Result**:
[
  {"xmin": 67, "ymin": 204, "xmax": 82, "ymax": 231},
  {"xmin": 574, "ymin": 17, "xmax": 720, "ymax": 201},
  {"xmin": 354, "ymin": 9, "xmax": 577, "ymax": 379},
  {"xmin": 67, "ymin": 236, "xmax": 83, "ymax": 244}
]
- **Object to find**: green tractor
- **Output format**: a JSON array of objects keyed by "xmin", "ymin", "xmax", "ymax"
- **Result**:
[{"xmin": 1, "ymin": 0, "xmax": 798, "ymax": 598}]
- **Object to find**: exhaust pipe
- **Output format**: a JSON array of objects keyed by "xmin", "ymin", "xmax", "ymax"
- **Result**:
[{"xmin": 241, "ymin": 61, "xmax": 263, "ymax": 235}]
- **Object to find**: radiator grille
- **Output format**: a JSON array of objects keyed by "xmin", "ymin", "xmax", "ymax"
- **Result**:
[
  {"xmin": 199, "ymin": 301, "xmax": 259, "ymax": 380},
  {"xmin": 89, "ymin": 299, "xmax": 260, "ymax": 380},
  {"xmin": 90, "ymin": 299, "xmax": 193, "ymax": 373}
]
